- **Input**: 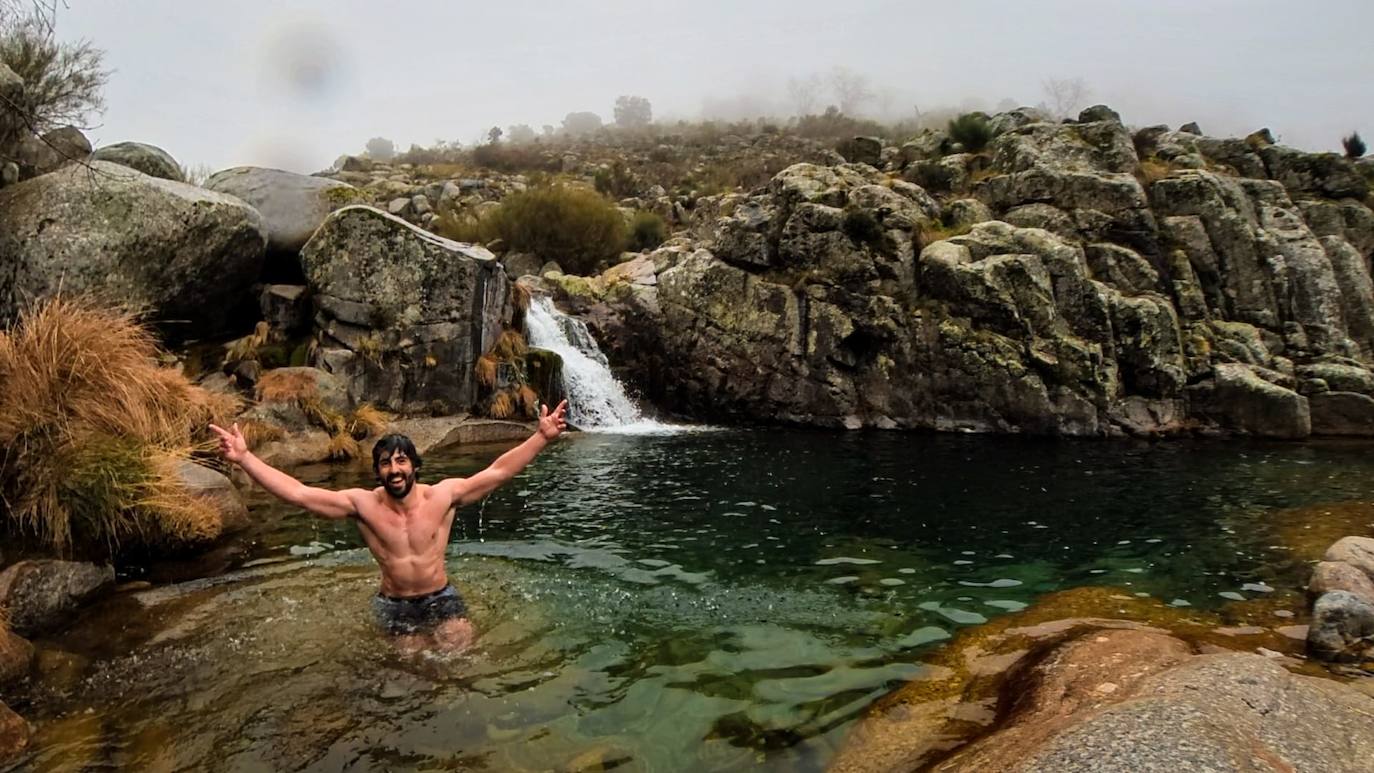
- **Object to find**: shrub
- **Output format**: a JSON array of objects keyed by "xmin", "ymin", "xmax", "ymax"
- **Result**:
[
  {"xmin": 0, "ymin": 12, "xmax": 109, "ymax": 133},
  {"xmin": 1342, "ymin": 131, "xmax": 1366, "ymax": 160},
  {"xmin": 629, "ymin": 211, "xmax": 667, "ymax": 251},
  {"xmin": 438, "ymin": 185, "xmax": 627, "ymax": 275},
  {"xmin": 593, "ymin": 161, "xmax": 639, "ymax": 198},
  {"xmin": 947, "ymin": 112, "xmax": 993, "ymax": 153},
  {"xmin": 471, "ymin": 141, "xmax": 548, "ymax": 172},
  {"xmin": 365, "ymin": 137, "xmax": 395, "ymax": 161},
  {"xmin": 0, "ymin": 299, "xmax": 227, "ymax": 554}
]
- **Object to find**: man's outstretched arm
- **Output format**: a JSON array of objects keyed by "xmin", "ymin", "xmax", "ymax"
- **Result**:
[
  {"xmin": 439, "ymin": 400, "xmax": 569, "ymax": 508},
  {"xmin": 210, "ymin": 423, "xmax": 361, "ymax": 520}
]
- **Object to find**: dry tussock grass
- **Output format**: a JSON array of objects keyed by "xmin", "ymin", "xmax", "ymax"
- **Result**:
[
  {"xmin": 255, "ymin": 369, "xmax": 320, "ymax": 405},
  {"xmin": 348, "ymin": 403, "xmax": 389, "ymax": 439},
  {"xmin": 326, "ymin": 433, "xmax": 360, "ymax": 461},
  {"xmin": 238, "ymin": 418, "xmax": 284, "ymax": 450},
  {"xmin": 517, "ymin": 385, "xmax": 539, "ymax": 417},
  {"xmin": 0, "ymin": 298, "xmax": 224, "ymax": 554},
  {"xmin": 489, "ymin": 391, "xmax": 516, "ymax": 419},
  {"xmin": 493, "ymin": 330, "xmax": 528, "ymax": 361},
  {"xmin": 474, "ymin": 355, "xmax": 499, "ymax": 389}
]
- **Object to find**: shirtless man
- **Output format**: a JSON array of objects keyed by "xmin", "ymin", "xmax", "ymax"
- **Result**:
[{"xmin": 209, "ymin": 400, "xmax": 568, "ymax": 651}]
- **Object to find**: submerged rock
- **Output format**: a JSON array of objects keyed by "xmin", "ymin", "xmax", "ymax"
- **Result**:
[{"xmin": 0, "ymin": 560, "xmax": 115, "ymax": 637}]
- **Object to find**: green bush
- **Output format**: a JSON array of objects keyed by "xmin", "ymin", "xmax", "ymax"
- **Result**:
[
  {"xmin": 1343, "ymin": 131, "xmax": 1366, "ymax": 160},
  {"xmin": 629, "ymin": 211, "xmax": 667, "ymax": 251},
  {"xmin": 470, "ymin": 142, "xmax": 550, "ymax": 172},
  {"xmin": 593, "ymin": 161, "xmax": 639, "ymax": 198},
  {"xmin": 947, "ymin": 112, "xmax": 993, "ymax": 153},
  {"xmin": 437, "ymin": 185, "xmax": 627, "ymax": 275}
]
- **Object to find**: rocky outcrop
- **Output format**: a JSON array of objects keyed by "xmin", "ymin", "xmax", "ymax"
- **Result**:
[
  {"xmin": 533, "ymin": 108, "xmax": 1374, "ymax": 437},
  {"xmin": 90, "ymin": 141, "xmax": 184, "ymax": 181},
  {"xmin": 205, "ymin": 166, "xmax": 359, "ymax": 257},
  {"xmin": 0, "ymin": 161, "xmax": 267, "ymax": 339},
  {"xmin": 0, "ymin": 560, "xmax": 114, "ymax": 637},
  {"xmin": 300, "ymin": 206, "xmax": 512, "ymax": 413},
  {"xmin": 935, "ymin": 649, "xmax": 1374, "ymax": 772}
]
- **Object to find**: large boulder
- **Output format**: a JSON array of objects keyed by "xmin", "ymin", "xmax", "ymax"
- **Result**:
[
  {"xmin": 90, "ymin": 141, "xmax": 184, "ymax": 181},
  {"xmin": 1306, "ymin": 590, "xmax": 1374, "ymax": 662},
  {"xmin": 1192, "ymin": 362, "xmax": 1310, "ymax": 438},
  {"xmin": 0, "ymin": 560, "xmax": 114, "ymax": 637},
  {"xmin": 1325, "ymin": 536, "xmax": 1374, "ymax": 578},
  {"xmin": 1309, "ymin": 561, "xmax": 1374, "ymax": 605},
  {"xmin": 13, "ymin": 125, "xmax": 91, "ymax": 179},
  {"xmin": 175, "ymin": 461, "xmax": 251, "ymax": 538},
  {"xmin": 949, "ymin": 653, "xmax": 1374, "ymax": 772},
  {"xmin": 0, "ymin": 161, "xmax": 267, "ymax": 339},
  {"xmin": 0, "ymin": 626, "xmax": 33, "ymax": 686},
  {"xmin": 205, "ymin": 166, "xmax": 359, "ymax": 256},
  {"xmin": 0, "ymin": 702, "xmax": 27, "ymax": 767},
  {"xmin": 0, "ymin": 64, "xmax": 23, "ymax": 166},
  {"xmin": 1309, "ymin": 391, "xmax": 1374, "ymax": 435},
  {"xmin": 301, "ymin": 205, "xmax": 512, "ymax": 413}
]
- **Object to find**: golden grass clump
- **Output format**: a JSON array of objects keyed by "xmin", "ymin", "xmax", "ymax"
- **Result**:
[
  {"xmin": 0, "ymin": 299, "xmax": 225, "ymax": 554},
  {"xmin": 510, "ymin": 282, "xmax": 532, "ymax": 313},
  {"xmin": 474, "ymin": 354, "xmax": 499, "ymax": 389},
  {"xmin": 255, "ymin": 368, "xmax": 320, "ymax": 405},
  {"xmin": 1135, "ymin": 158, "xmax": 1176, "ymax": 187},
  {"xmin": 517, "ymin": 385, "xmax": 539, "ymax": 417},
  {"xmin": 225, "ymin": 321, "xmax": 271, "ymax": 363},
  {"xmin": 326, "ymin": 432, "xmax": 361, "ymax": 461},
  {"xmin": 488, "ymin": 391, "xmax": 516, "ymax": 419},
  {"xmin": 238, "ymin": 418, "xmax": 285, "ymax": 450},
  {"xmin": 493, "ymin": 330, "xmax": 528, "ymax": 361},
  {"xmin": 347, "ymin": 403, "xmax": 389, "ymax": 439}
]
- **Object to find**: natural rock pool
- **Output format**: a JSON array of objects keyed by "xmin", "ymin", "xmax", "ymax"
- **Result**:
[{"xmin": 10, "ymin": 430, "xmax": 1374, "ymax": 771}]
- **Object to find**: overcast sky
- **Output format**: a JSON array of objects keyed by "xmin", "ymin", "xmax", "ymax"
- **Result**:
[{"xmin": 50, "ymin": 0, "xmax": 1374, "ymax": 174}]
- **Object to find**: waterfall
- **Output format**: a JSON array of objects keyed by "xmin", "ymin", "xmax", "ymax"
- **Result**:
[{"xmin": 524, "ymin": 296, "xmax": 673, "ymax": 433}]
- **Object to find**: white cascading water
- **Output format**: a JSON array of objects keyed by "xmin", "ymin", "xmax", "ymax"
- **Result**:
[{"xmin": 524, "ymin": 296, "xmax": 674, "ymax": 433}]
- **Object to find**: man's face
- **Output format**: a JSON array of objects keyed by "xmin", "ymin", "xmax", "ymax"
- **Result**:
[{"xmin": 376, "ymin": 450, "xmax": 416, "ymax": 499}]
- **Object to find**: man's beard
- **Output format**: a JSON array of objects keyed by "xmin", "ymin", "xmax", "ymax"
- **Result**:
[{"xmin": 382, "ymin": 471, "xmax": 416, "ymax": 499}]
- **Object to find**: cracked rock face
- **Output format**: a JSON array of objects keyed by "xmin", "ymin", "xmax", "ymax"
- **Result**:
[{"xmin": 300, "ymin": 205, "xmax": 511, "ymax": 414}]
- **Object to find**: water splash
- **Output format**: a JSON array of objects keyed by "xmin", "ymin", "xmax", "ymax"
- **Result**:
[{"xmin": 524, "ymin": 296, "xmax": 675, "ymax": 433}]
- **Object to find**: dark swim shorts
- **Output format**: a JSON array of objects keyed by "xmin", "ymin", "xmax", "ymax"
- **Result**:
[{"xmin": 371, "ymin": 584, "xmax": 469, "ymax": 635}]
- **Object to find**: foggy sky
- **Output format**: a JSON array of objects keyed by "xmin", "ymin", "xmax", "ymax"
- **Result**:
[{"xmin": 50, "ymin": 0, "xmax": 1374, "ymax": 174}]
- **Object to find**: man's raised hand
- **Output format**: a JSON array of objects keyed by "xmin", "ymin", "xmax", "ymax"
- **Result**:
[
  {"xmin": 538, "ymin": 400, "xmax": 569, "ymax": 440},
  {"xmin": 209, "ymin": 422, "xmax": 249, "ymax": 464}
]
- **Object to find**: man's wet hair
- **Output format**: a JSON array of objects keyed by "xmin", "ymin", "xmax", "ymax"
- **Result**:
[{"xmin": 372, "ymin": 434, "xmax": 422, "ymax": 474}]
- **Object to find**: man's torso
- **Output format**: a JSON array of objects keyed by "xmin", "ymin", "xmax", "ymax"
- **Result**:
[{"xmin": 352, "ymin": 483, "xmax": 458, "ymax": 597}]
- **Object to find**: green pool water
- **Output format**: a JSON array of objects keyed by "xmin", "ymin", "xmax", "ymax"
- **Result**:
[{"xmin": 9, "ymin": 430, "xmax": 1374, "ymax": 771}]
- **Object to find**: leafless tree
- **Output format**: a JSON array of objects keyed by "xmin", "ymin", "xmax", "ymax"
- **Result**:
[
  {"xmin": 1041, "ymin": 77, "xmax": 1092, "ymax": 119},
  {"xmin": 828, "ymin": 66, "xmax": 873, "ymax": 116},
  {"xmin": 786, "ymin": 74, "xmax": 823, "ymax": 116}
]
